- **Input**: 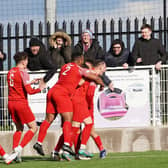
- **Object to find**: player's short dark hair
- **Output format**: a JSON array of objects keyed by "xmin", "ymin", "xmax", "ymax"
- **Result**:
[
  {"xmin": 141, "ymin": 24, "xmax": 152, "ymax": 31},
  {"xmin": 93, "ymin": 59, "xmax": 105, "ymax": 67},
  {"xmin": 71, "ymin": 52, "xmax": 83, "ymax": 61},
  {"xmin": 14, "ymin": 51, "xmax": 28, "ymax": 64}
]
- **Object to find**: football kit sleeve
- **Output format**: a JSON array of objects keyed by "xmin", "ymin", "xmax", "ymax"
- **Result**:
[{"xmin": 20, "ymin": 70, "xmax": 41, "ymax": 94}]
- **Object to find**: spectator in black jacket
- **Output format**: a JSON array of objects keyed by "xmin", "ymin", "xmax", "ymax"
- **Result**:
[
  {"xmin": 0, "ymin": 49, "xmax": 6, "ymax": 126},
  {"xmin": 24, "ymin": 38, "xmax": 57, "ymax": 83},
  {"xmin": 105, "ymin": 39, "xmax": 133, "ymax": 68},
  {"xmin": 132, "ymin": 24, "xmax": 167, "ymax": 70},
  {"xmin": 47, "ymin": 30, "xmax": 71, "ymax": 69},
  {"xmin": 74, "ymin": 29, "xmax": 113, "ymax": 90},
  {"xmin": 73, "ymin": 29, "xmax": 105, "ymax": 64},
  {"xmin": 0, "ymin": 49, "xmax": 6, "ymax": 71}
]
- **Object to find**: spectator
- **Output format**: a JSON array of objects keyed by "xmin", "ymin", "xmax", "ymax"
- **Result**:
[
  {"xmin": 48, "ymin": 30, "xmax": 71, "ymax": 68},
  {"xmin": 0, "ymin": 50, "xmax": 6, "ymax": 126},
  {"xmin": 0, "ymin": 49, "xmax": 6, "ymax": 71},
  {"xmin": 132, "ymin": 24, "xmax": 167, "ymax": 70},
  {"xmin": 105, "ymin": 39, "xmax": 133, "ymax": 68},
  {"xmin": 73, "ymin": 29, "xmax": 105, "ymax": 64},
  {"xmin": 132, "ymin": 24, "xmax": 167, "ymax": 126},
  {"xmin": 24, "ymin": 37, "xmax": 57, "ymax": 83},
  {"xmin": 73, "ymin": 29, "xmax": 114, "ymax": 89}
]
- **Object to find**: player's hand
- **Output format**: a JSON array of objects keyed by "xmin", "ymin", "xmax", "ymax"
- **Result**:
[
  {"xmin": 39, "ymin": 79, "xmax": 46, "ymax": 90},
  {"xmin": 30, "ymin": 78, "xmax": 41, "ymax": 84},
  {"xmin": 108, "ymin": 82, "xmax": 114, "ymax": 91}
]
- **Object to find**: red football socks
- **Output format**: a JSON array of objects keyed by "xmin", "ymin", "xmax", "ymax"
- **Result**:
[
  {"xmin": 37, "ymin": 120, "xmax": 50, "ymax": 143},
  {"xmin": 63, "ymin": 121, "xmax": 72, "ymax": 145},
  {"xmin": 0, "ymin": 145, "xmax": 6, "ymax": 156},
  {"xmin": 12, "ymin": 131, "xmax": 22, "ymax": 149},
  {"xmin": 81, "ymin": 124, "xmax": 93, "ymax": 146},
  {"xmin": 93, "ymin": 136, "xmax": 104, "ymax": 151},
  {"xmin": 54, "ymin": 133, "xmax": 64, "ymax": 152},
  {"xmin": 20, "ymin": 130, "xmax": 34, "ymax": 148}
]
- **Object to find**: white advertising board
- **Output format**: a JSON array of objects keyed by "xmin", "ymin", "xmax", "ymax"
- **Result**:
[{"xmin": 28, "ymin": 69, "xmax": 150, "ymax": 128}]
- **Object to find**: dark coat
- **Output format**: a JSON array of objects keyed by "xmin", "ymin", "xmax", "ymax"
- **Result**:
[
  {"xmin": 105, "ymin": 39, "xmax": 133, "ymax": 67},
  {"xmin": 48, "ymin": 31, "xmax": 72, "ymax": 68},
  {"xmin": 0, "ymin": 49, "xmax": 6, "ymax": 70},
  {"xmin": 132, "ymin": 37, "xmax": 167, "ymax": 65},
  {"xmin": 24, "ymin": 39, "xmax": 57, "ymax": 82},
  {"xmin": 73, "ymin": 39, "xmax": 105, "ymax": 63},
  {"xmin": 105, "ymin": 49, "xmax": 132, "ymax": 67}
]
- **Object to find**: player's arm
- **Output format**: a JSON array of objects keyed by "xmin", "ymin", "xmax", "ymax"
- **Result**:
[
  {"xmin": 20, "ymin": 70, "xmax": 45, "ymax": 94},
  {"xmin": 81, "ymin": 68, "xmax": 104, "ymax": 88}
]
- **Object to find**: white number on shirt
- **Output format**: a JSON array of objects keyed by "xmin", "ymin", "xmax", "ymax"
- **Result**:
[
  {"xmin": 62, "ymin": 64, "xmax": 74, "ymax": 75},
  {"xmin": 9, "ymin": 73, "xmax": 14, "ymax": 87}
]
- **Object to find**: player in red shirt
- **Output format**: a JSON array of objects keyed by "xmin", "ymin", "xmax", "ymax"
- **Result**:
[
  {"xmin": 7, "ymin": 52, "xmax": 45, "ymax": 162},
  {"xmin": 52, "ymin": 61, "xmax": 108, "ymax": 160},
  {"xmin": 69, "ymin": 60, "xmax": 110, "ymax": 160},
  {"xmin": 0, "ymin": 145, "xmax": 18, "ymax": 164},
  {"xmin": 33, "ymin": 52, "xmax": 104, "ymax": 161},
  {"xmin": 86, "ymin": 60, "xmax": 108, "ymax": 159}
]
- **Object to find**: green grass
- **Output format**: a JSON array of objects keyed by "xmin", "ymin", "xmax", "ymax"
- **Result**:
[{"xmin": 1, "ymin": 151, "xmax": 168, "ymax": 168}]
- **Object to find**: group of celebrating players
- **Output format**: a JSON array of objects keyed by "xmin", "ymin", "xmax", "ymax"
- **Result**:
[{"xmin": 0, "ymin": 50, "xmax": 111, "ymax": 164}]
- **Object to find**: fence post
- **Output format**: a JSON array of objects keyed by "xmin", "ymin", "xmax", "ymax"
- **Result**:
[
  {"xmin": 70, "ymin": 20, "xmax": 74, "ymax": 46},
  {"xmin": 158, "ymin": 17, "xmax": 163, "ymax": 42},
  {"xmin": 15, "ymin": 23, "xmax": 19, "ymax": 53},
  {"xmin": 23, "ymin": 22, "xmax": 27, "ymax": 49},
  {"xmin": 118, "ymin": 18, "xmax": 122, "ymax": 40},
  {"xmin": 62, "ymin": 20, "xmax": 67, "ymax": 32},
  {"xmin": 78, "ymin": 20, "xmax": 82, "ymax": 41},
  {"xmin": 39, "ymin": 22, "xmax": 43, "ymax": 41},
  {"xmin": 151, "ymin": 66, "xmax": 157, "ymax": 126},
  {"xmin": 55, "ymin": 21, "xmax": 59, "ymax": 32},
  {"xmin": 150, "ymin": 17, "xmax": 155, "ymax": 39},
  {"xmin": 94, "ymin": 19, "xmax": 98, "ymax": 40},
  {"xmin": 7, "ymin": 23, "xmax": 11, "ymax": 69},
  {"xmin": 110, "ymin": 19, "xmax": 114, "ymax": 44},
  {"xmin": 86, "ymin": 20, "xmax": 91, "ymax": 30},
  {"xmin": 102, "ymin": 19, "xmax": 106, "ymax": 51},
  {"xmin": 0, "ymin": 24, "xmax": 3, "ymax": 51},
  {"xmin": 46, "ymin": 21, "xmax": 51, "ymax": 48},
  {"xmin": 126, "ymin": 18, "xmax": 130, "ymax": 51},
  {"xmin": 30, "ymin": 20, "xmax": 34, "ymax": 37},
  {"xmin": 134, "ymin": 18, "xmax": 139, "ymax": 41},
  {"xmin": 142, "ymin": 17, "xmax": 147, "ymax": 25}
]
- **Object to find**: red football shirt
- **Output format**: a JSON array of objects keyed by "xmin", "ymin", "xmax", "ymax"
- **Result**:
[
  {"xmin": 7, "ymin": 67, "xmax": 40, "ymax": 101},
  {"xmin": 56, "ymin": 62, "xmax": 89, "ymax": 95}
]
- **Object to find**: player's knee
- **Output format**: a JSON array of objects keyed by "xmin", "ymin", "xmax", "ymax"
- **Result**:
[
  {"xmin": 45, "ymin": 114, "xmax": 55, "ymax": 123},
  {"xmin": 31, "ymin": 125, "xmax": 38, "ymax": 133},
  {"xmin": 84, "ymin": 116, "xmax": 93, "ymax": 125}
]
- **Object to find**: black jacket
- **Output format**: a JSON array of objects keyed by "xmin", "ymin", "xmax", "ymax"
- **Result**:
[
  {"xmin": 132, "ymin": 37, "xmax": 167, "ymax": 65},
  {"xmin": 0, "ymin": 49, "xmax": 6, "ymax": 71},
  {"xmin": 25, "ymin": 40, "xmax": 57, "ymax": 82},
  {"xmin": 73, "ymin": 39, "xmax": 105, "ymax": 63},
  {"xmin": 105, "ymin": 49, "xmax": 132, "ymax": 67}
]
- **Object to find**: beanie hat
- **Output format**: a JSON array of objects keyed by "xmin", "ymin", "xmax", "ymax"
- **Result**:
[
  {"xmin": 29, "ymin": 38, "xmax": 41, "ymax": 47},
  {"xmin": 82, "ymin": 29, "xmax": 93, "ymax": 39}
]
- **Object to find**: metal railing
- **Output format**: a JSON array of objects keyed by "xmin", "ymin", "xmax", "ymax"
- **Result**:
[
  {"xmin": 1, "ymin": 65, "xmax": 168, "ymax": 131},
  {"xmin": 0, "ymin": 17, "xmax": 168, "ymax": 70}
]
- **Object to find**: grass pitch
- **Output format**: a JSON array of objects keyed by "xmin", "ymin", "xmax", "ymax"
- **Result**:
[{"xmin": 1, "ymin": 151, "xmax": 168, "ymax": 168}]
